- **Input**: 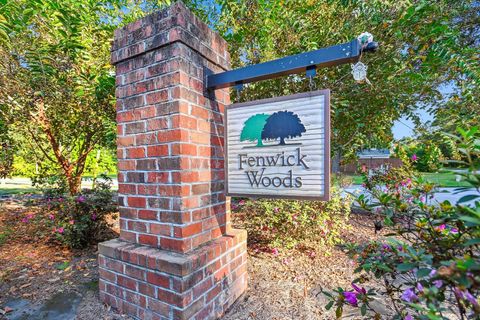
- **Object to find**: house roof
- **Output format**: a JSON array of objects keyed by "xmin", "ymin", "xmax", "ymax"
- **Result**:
[{"xmin": 357, "ymin": 149, "xmax": 391, "ymax": 159}]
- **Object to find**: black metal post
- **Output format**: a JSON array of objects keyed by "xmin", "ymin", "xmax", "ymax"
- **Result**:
[{"xmin": 206, "ymin": 39, "xmax": 378, "ymax": 90}]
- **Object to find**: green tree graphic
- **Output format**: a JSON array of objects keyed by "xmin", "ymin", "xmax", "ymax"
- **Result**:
[{"xmin": 240, "ymin": 113, "xmax": 270, "ymax": 146}]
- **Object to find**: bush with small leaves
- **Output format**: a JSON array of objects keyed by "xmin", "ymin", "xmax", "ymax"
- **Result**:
[{"xmin": 323, "ymin": 127, "xmax": 480, "ymax": 319}]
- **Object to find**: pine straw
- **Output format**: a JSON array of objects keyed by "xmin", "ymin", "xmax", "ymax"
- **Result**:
[{"xmin": 1, "ymin": 199, "xmax": 391, "ymax": 319}]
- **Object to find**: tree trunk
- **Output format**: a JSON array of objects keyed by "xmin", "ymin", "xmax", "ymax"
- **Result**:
[
  {"xmin": 332, "ymin": 149, "xmax": 342, "ymax": 173},
  {"xmin": 279, "ymin": 137, "xmax": 286, "ymax": 145},
  {"xmin": 66, "ymin": 173, "xmax": 82, "ymax": 195},
  {"xmin": 256, "ymin": 139, "xmax": 263, "ymax": 147}
]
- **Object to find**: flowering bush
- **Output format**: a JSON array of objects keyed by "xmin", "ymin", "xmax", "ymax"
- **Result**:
[
  {"xmin": 323, "ymin": 127, "xmax": 480, "ymax": 319},
  {"xmin": 42, "ymin": 179, "xmax": 117, "ymax": 248},
  {"xmin": 232, "ymin": 187, "xmax": 351, "ymax": 250}
]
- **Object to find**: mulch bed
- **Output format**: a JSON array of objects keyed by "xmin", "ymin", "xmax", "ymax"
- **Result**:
[{"xmin": 0, "ymin": 199, "xmax": 388, "ymax": 319}]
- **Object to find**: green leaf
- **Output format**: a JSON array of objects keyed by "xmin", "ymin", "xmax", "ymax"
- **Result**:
[
  {"xmin": 416, "ymin": 268, "xmax": 431, "ymax": 278},
  {"xmin": 457, "ymin": 194, "xmax": 480, "ymax": 204},
  {"xmin": 325, "ymin": 301, "xmax": 334, "ymax": 310},
  {"xmin": 397, "ymin": 263, "xmax": 416, "ymax": 272},
  {"xmin": 361, "ymin": 304, "xmax": 367, "ymax": 316},
  {"xmin": 463, "ymin": 239, "xmax": 480, "ymax": 247},
  {"xmin": 335, "ymin": 306, "xmax": 343, "ymax": 319}
]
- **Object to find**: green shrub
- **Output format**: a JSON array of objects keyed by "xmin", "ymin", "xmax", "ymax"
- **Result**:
[
  {"xmin": 324, "ymin": 127, "xmax": 480, "ymax": 319},
  {"xmin": 232, "ymin": 187, "xmax": 351, "ymax": 250},
  {"xmin": 42, "ymin": 179, "xmax": 117, "ymax": 248}
]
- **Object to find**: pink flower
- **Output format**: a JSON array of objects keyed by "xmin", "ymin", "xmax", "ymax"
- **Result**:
[
  {"xmin": 274, "ymin": 207, "xmax": 279, "ymax": 213},
  {"xmin": 49, "ymin": 214, "xmax": 55, "ymax": 220},
  {"xmin": 411, "ymin": 154, "xmax": 418, "ymax": 161},
  {"xmin": 76, "ymin": 195, "xmax": 86, "ymax": 203},
  {"xmin": 238, "ymin": 200, "xmax": 245, "ymax": 205},
  {"xmin": 343, "ymin": 291, "xmax": 358, "ymax": 306},
  {"xmin": 404, "ymin": 314, "xmax": 413, "ymax": 320},
  {"xmin": 401, "ymin": 288, "xmax": 418, "ymax": 302},
  {"xmin": 69, "ymin": 220, "xmax": 75, "ymax": 225},
  {"xmin": 91, "ymin": 213, "xmax": 97, "ymax": 221},
  {"xmin": 271, "ymin": 248, "xmax": 279, "ymax": 256},
  {"xmin": 22, "ymin": 217, "xmax": 29, "ymax": 223},
  {"xmin": 435, "ymin": 224, "xmax": 446, "ymax": 232},
  {"xmin": 56, "ymin": 227, "xmax": 64, "ymax": 234},
  {"xmin": 351, "ymin": 283, "xmax": 366, "ymax": 295}
]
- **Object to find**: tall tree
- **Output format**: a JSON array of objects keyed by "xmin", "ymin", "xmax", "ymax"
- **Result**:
[
  {"xmin": 195, "ymin": 0, "xmax": 479, "ymax": 170},
  {"xmin": 0, "ymin": 0, "xmax": 170, "ymax": 194}
]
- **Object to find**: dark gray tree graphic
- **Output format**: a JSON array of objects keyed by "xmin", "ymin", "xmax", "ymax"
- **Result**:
[{"xmin": 261, "ymin": 111, "xmax": 306, "ymax": 145}]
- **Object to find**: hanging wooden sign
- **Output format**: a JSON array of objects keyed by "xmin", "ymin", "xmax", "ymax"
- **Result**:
[{"xmin": 225, "ymin": 90, "xmax": 330, "ymax": 200}]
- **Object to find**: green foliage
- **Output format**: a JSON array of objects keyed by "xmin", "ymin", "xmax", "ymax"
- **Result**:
[
  {"xmin": 232, "ymin": 188, "xmax": 351, "ymax": 250},
  {"xmin": 324, "ymin": 127, "xmax": 480, "ymax": 319},
  {"xmin": 0, "ymin": 110, "xmax": 14, "ymax": 179},
  {"xmin": 0, "ymin": 0, "xmax": 169, "ymax": 194},
  {"xmin": 41, "ymin": 178, "xmax": 117, "ymax": 248},
  {"xmin": 396, "ymin": 140, "xmax": 444, "ymax": 172},
  {"xmin": 202, "ymin": 0, "xmax": 479, "ymax": 163}
]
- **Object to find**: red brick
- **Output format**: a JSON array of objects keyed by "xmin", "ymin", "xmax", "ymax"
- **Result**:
[
  {"xmin": 118, "ymin": 183, "xmax": 136, "ymax": 194},
  {"xmin": 118, "ymin": 160, "xmax": 135, "ymax": 170},
  {"xmin": 171, "ymin": 114, "xmax": 197, "ymax": 130},
  {"xmin": 192, "ymin": 277, "xmax": 214, "ymax": 299},
  {"xmin": 137, "ymin": 185, "xmax": 157, "ymax": 195},
  {"xmin": 146, "ymin": 271, "xmax": 169, "ymax": 288},
  {"xmin": 118, "ymin": 136, "xmax": 135, "ymax": 147},
  {"xmin": 173, "ymin": 222, "xmax": 202, "ymax": 238},
  {"xmin": 160, "ymin": 237, "xmax": 191, "ymax": 252},
  {"xmin": 138, "ymin": 209, "xmax": 157, "ymax": 220},
  {"xmin": 127, "ymin": 147, "xmax": 145, "ymax": 158},
  {"xmin": 138, "ymin": 234, "xmax": 158, "ymax": 247},
  {"xmin": 127, "ymin": 197, "xmax": 146, "ymax": 208},
  {"xmin": 147, "ymin": 145, "xmax": 169, "ymax": 157},
  {"xmin": 145, "ymin": 90, "xmax": 168, "ymax": 104},
  {"xmin": 120, "ymin": 230, "xmax": 137, "ymax": 242},
  {"xmin": 125, "ymin": 264, "xmax": 146, "ymax": 280},
  {"xmin": 128, "ymin": 220, "xmax": 147, "ymax": 232},
  {"xmin": 147, "ymin": 118, "xmax": 168, "ymax": 131},
  {"xmin": 171, "ymin": 143, "xmax": 197, "ymax": 156},
  {"xmin": 157, "ymin": 129, "xmax": 187, "ymax": 143},
  {"xmin": 134, "ymin": 105, "xmax": 156, "ymax": 119},
  {"xmin": 117, "ymin": 275, "xmax": 137, "ymax": 290},
  {"xmin": 157, "ymin": 287, "xmax": 191, "ymax": 307},
  {"xmin": 206, "ymin": 283, "xmax": 222, "ymax": 304},
  {"xmin": 99, "ymin": 269, "xmax": 117, "ymax": 283},
  {"xmin": 138, "ymin": 282, "xmax": 156, "ymax": 298},
  {"xmin": 150, "ymin": 223, "xmax": 171, "ymax": 236},
  {"xmin": 146, "ymin": 172, "xmax": 169, "ymax": 183}
]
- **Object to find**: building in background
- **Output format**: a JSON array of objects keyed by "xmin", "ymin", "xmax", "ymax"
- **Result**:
[{"xmin": 341, "ymin": 148, "xmax": 403, "ymax": 174}]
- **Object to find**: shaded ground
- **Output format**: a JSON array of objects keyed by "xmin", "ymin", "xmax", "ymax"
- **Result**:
[{"xmin": 0, "ymin": 198, "xmax": 386, "ymax": 320}]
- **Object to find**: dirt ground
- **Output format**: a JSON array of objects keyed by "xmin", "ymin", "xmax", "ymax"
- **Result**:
[{"xmin": 0, "ymin": 198, "xmax": 388, "ymax": 320}]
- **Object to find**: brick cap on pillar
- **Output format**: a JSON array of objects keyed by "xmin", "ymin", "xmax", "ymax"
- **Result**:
[{"xmin": 111, "ymin": 1, "xmax": 230, "ymax": 69}]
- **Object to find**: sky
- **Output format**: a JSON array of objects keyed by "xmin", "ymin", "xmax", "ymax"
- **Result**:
[
  {"xmin": 391, "ymin": 82, "xmax": 455, "ymax": 140},
  {"xmin": 392, "ymin": 110, "xmax": 433, "ymax": 140}
]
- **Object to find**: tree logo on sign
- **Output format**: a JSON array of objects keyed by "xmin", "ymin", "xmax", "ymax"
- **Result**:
[{"xmin": 240, "ymin": 110, "xmax": 306, "ymax": 147}]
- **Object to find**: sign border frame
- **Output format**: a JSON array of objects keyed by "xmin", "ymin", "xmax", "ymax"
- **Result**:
[{"xmin": 224, "ymin": 89, "xmax": 331, "ymax": 201}]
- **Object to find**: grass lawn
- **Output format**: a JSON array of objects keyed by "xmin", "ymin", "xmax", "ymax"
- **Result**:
[
  {"xmin": 421, "ymin": 172, "xmax": 471, "ymax": 187},
  {"xmin": 0, "ymin": 184, "xmax": 38, "ymax": 196},
  {"xmin": 345, "ymin": 172, "xmax": 471, "ymax": 188}
]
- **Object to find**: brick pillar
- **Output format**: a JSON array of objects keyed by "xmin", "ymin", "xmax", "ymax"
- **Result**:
[{"xmin": 98, "ymin": 2, "xmax": 248, "ymax": 319}]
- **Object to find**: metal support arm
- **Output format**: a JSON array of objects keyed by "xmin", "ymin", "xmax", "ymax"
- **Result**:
[{"xmin": 206, "ymin": 39, "xmax": 378, "ymax": 90}]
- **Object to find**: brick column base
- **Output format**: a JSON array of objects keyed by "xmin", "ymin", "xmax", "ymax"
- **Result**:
[{"xmin": 99, "ymin": 230, "xmax": 247, "ymax": 320}]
